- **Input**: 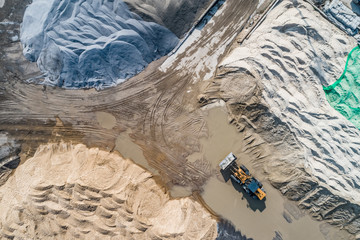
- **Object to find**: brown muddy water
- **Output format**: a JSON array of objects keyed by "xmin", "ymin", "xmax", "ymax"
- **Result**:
[
  {"xmin": 198, "ymin": 106, "xmax": 347, "ymax": 240},
  {"xmin": 95, "ymin": 111, "xmax": 159, "ymax": 174},
  {"xmin": 115, "ymin": 130, "xmax": 159, "ymax": 175},
  {"xmin": 95, "ymin": 103, "xmax": 349, "ymax": 240}
]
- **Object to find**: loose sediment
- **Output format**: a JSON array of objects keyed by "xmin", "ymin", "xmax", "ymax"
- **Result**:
[
  {"xmin": 0, "ymin": 143, "xmax": 217, "ymax": 239},
  {"xmin": 3, "ymin": 0, "xmax": 359, "ymax": 238},
  {"xmin": 202, "ymin": 0, "xmax": 360, "ymax": 235},
  {"xmin": 20, "ymin": 0, "xmax": 179, "ymax": 89}
]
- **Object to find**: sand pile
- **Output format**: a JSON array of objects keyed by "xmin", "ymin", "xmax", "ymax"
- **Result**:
[
  {"xmin": 20, "ymin": 0, "xmax": 178, "ymax": 89},
  {"xmin": 0, "ymin": 143, "xmax": 217, "ymax": 239},
  {"xmin": 204, "ymin": 0, "xmax": 360, "ymax": 234},
  {"xmin": 123, "ymin": 0, "xmax": 213, "ymax": 37}
]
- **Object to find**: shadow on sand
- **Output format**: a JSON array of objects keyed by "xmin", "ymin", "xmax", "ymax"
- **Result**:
[
  {"xmin": 196, "ymin": 0, "xmax": 226, "ymax": 30},
  {"xmin": 220, "ymin": 168, "xmax": 266, "ymax": 212},
  {"xmin": 350, "ymin": 1, "xmax": 360, "ymax": 16},
  {"xmin": 216, "ymin": 219, "xmax": 254, "ymax": 240}
]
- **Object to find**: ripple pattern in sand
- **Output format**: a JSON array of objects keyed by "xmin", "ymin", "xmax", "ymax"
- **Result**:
[{"xmin": 0, "ymin": 143, "xmax": 217, "ymax": 239}]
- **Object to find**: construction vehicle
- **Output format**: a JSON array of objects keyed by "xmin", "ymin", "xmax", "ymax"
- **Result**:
[{"xmin": 219, "ymin": 153, "xmax": 266, "ymax": 200}]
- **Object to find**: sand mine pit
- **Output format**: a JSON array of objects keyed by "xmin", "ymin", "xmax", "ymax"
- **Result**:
[{"xmin": 1, "ymin": 0, "xmax": 360, "ymax": 239}]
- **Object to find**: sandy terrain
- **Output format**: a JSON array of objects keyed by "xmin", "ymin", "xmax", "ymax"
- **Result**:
[
  {"xmin": 20, "ymin": 0, "xmax": 179, "ymax": 89},
  {"xmin": 1, "ymin": 0, "xmax": 359, "ymax": 239},
  {"xmin": 200, "ymin": 0, "xmax": 360, "ymax": 236},
  {"xmin": 0, "ymin": 0, "xmax": 268, "ymax": 237},
  {"xmin": 0, "ymin": 143, "xmax": 217, "ymax": 239},
  {"xmin": 199, "ymin": 107, "xmax": 351, "ymax": 240},
  {"xmin": 0, "ymin": 0, "xmax": 262, "ymax": 190}
]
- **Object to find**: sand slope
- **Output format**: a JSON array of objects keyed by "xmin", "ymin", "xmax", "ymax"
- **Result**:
[
  {"xmin": 20, "ymin": 0, "xmax": 178, "ymax": 89},
  {"xmin": 0, "ymin": 143, "xmax": 217, "ymax": 239},
  {"xmin": 209, "ymin": 0, "xmax": 360, "ymax": 234},
  {"xmin": 123, "ymin": 0, "xmax": 213, "ymax": 37}
]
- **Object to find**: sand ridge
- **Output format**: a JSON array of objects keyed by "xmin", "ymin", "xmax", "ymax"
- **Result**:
[
  {"xmin": 202, "ymin": 0, "xmax": 360, "ymax": 235},
  {"xmin": 0, "ymin": 143, "xmax": 217, "ymax": 239}
]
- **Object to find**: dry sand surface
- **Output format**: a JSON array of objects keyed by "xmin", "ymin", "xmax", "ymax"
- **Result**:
[{"xmin": 0, "ymin": 143, "xmax": 217, "ymax": 239}]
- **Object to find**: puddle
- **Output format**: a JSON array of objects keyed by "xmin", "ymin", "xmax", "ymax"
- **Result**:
[
  {"xmin": 198, "ymin": 107, "xmax": 329, "ymax": 240},
  {"xmin": 202, "ymin": 177, "xmax": 326, "ymax": 240},
  {"xmin": 169, "ymin": 185, "xmax": 192, "ymax": 198},
  {"xmin": 115, "ymin": 130, "xmax": 159, "ymax": 175},
  {"xmin": 115, "ymin": 131, "xmax": 191, "ymax": 198},
  {"xmin": 95, "ymin": 111, "xmax": 116, "ymax": 129}
]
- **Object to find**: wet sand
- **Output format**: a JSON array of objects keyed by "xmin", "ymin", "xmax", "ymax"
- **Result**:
[
  {"xmin": 95, "ymin": 111, "xmax": 116, "ymax": 129},
  {"xmin": 202, "ymin": 177, "xmax": 326, "ymax": 240},
  {"xmin": 115, "ymin": 130, "xmax": 159, "ymax": 175},
  {"xmin": 197, "ymin": 105, "xmax": 246, "ymax": 168},
  {"xmin": 115, "ymin": 130, "xmax": 193, "ymax": 198},
  {"xmin": 198, "ymin": 106, "xmax": 347, "ymax": 240},
  {"xmin": 169, "ymin": 185, "xmax": 192, "ymax": 198},
  {"xmin": 1, "ymin": 0, "xmax": 356, "ymax": 238}
]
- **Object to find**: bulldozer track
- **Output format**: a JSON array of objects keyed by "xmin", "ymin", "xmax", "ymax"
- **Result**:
[{"xmin": 0, "ymin": 0, "xmax": 262, "ymax": 190}]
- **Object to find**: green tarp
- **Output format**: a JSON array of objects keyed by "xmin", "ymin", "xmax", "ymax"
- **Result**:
[{"xmin": 324, "ymin": 46, "xmax": 360, "ymax": 128}]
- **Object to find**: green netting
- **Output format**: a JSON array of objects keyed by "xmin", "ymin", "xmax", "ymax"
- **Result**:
[{"xmin": 323, "ymin": 45, "xmax": 360, "ymax": 128}]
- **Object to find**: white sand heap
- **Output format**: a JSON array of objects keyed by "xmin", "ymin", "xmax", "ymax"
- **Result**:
[
  {"xmin": 20, "ymin": 0, "xmax": 179, "ymax": 89},
  {"xmin": 216, "ymin": 0, "xmax": 360, "ymax": 233},
  {"xmin": 220, "ymin": 0, "xmax": 359, "ymax": 203},
  {"xmin": 0, "ymin": 143, "xmax": 217, "ymax": 239}
]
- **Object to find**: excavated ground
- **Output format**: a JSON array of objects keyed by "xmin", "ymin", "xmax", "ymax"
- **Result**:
[
  {"xmin": 1, "ymin": 0, "xmax": 358, "ymax": 239},
  {"xmin": 0, "ymin": 0, "xmax": 261, "ymax": 191},
  {"xmin": 0, "ymin": 0, "xmax": 263, "ymax": 238}
]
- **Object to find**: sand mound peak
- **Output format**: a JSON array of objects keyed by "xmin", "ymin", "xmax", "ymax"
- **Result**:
[
  {"xmin": 0, "ymin": 143, "xmax": 217, "ymax": 239},
  {"xmin": 20, "ymin": 0, "xmax": 178, "ymax": 89}
]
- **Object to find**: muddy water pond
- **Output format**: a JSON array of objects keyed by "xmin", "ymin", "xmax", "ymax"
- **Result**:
[
  {"xmin": 115, "ymin": 130, "xmax": 159, "ymax": 175},
  {"xmin": 198, "ymin": 106, "xmax": 346, "ymax": 240}
]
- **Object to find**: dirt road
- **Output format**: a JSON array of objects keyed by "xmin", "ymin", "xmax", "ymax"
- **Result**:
[{"xmin": 0, "ymin": 0, "xmax": 261, "ymax": 189}]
